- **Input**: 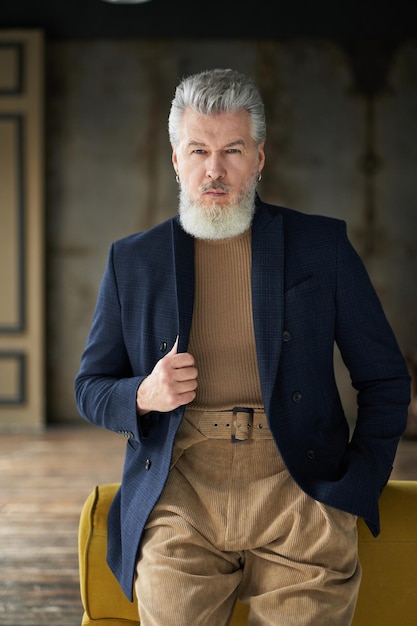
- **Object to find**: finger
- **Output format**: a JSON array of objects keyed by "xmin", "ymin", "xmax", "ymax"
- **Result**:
[{"xmin": 167, "ymin": 335, "xmax": 179, "ymax": 355}]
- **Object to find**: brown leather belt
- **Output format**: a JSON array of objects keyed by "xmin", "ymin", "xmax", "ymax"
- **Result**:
[{"xmin": 185, "ymin": 407, "xmax": 272, "ymax": 443}]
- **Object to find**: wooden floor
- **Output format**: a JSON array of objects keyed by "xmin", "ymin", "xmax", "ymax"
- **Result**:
[
  {"xmin": 0, "ymin": 423, "xmax": 416, "ymax": 626},
  {"xmin": 0, "ymin": 424, "xmax": 127, "ymax": 626}
]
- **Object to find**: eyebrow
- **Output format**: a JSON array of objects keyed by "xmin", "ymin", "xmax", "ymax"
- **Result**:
[{"xmin": 187, "ymin": 139, "xmax": 246, "ymax": 148}]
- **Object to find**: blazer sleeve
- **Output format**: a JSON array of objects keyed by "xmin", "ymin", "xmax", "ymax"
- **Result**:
[
  {"xmin": 315, "ymin": 220, "xmax": 411, "ymax": 534},
  {"xmin": 74, "ymin": 242, "xmax": 147, "ymax": 442}
]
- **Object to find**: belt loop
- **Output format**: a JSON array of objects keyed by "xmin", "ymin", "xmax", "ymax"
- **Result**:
[{"xmin": 231, "ymin": 407, "xmax": 254, "ymax": 443}]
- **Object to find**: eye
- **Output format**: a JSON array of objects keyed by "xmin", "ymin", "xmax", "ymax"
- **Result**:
[
  {"xmin": 226, "ymin": 148, "xmax": 241, "ymax": 154},
  {"xmin": 192, "ymin": 149, "xmax": 207, "ymax": 155}
]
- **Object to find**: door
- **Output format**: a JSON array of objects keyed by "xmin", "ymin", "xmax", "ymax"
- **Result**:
[{"xmin": 0, "ymin": 30, "xmax": 45, "ymax": 431}]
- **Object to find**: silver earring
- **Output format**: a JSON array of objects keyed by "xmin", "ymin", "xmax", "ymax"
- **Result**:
[
  {"xmin": 257, "ymin": 173, "xmax": 262, "ymax": 182},
  {"xmin": 175, "ymin": 175, "xmax": 180, "ymax": 184}
]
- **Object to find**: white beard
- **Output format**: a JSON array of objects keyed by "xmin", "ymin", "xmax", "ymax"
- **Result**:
[{"xmin": 178, "ymin": 177, "xmax": 258, "ymax": 240}]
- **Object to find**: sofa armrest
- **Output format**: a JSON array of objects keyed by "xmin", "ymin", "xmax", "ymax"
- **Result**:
[
  {"xmin": 79, "ymin": 483, "xmax": 140, "ymax": 625},
  {"xmin": 352, "ymin": 480, "xmax": 417, "ymax": 626}
]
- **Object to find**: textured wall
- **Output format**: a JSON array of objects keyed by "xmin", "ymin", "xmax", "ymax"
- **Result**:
[{"xmin": 44, "ymin": 39, "xmax": 417, "ymax": 423}]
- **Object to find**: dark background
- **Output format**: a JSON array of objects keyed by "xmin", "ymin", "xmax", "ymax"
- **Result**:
[{"xmin": 1, "ymin": 0, "xmax": 416, "ymax": 39}]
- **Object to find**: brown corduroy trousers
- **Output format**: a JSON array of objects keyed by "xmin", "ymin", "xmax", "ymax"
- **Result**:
[{"xmin": 135, "ymin": 411, "xmax": 361, "ymax": 625}]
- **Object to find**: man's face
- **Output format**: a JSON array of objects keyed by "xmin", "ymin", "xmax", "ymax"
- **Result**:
[{"xmin": 172, "ymin": 108, "xmax": 265, "ymax": 240}]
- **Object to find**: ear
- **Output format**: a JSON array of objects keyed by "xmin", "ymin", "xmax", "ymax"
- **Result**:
[
  {"xmin": 172, "ymin": 149, "xmax": 178, "ymax": 174},
  {"xmin": 258, "ymin": 142, "xmax": 266, "ymax": 174}
]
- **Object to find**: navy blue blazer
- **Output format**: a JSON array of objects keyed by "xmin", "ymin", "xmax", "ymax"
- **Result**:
[{"xmin": 75, "ymin": 197, "xmax": 410, "ymax": 601}]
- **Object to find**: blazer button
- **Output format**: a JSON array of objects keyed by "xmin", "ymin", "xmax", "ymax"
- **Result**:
[
  {"xmin": 283, "ymin": 330, "xmax": 292, "ymax": 342},
  {"xmin": 306, "ymin": 449, "xmax": 316, "ymax": 460},
  {"xmin": 159, "ymin": 342, "xmax": 167, "ymax": 352},
  {"xmin": 145, "ymin": 459, "xmax": 151, "ymax": 470},
  {"xmin": 292, "ymin": 391, "xmax": 302, "ymax": 403}
]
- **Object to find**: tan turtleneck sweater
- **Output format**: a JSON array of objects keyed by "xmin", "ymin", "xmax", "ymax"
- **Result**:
[{"xmin": 187, "ymin": 229, "xmax": 263, "ymax": 411}]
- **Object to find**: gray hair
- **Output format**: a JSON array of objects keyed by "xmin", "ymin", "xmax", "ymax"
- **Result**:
[{"xmin": 168, "ymin": 68, "xmax": 266, "ymax": 147}]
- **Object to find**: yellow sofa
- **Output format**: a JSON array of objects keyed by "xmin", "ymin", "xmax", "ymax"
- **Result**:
[{"xmin": 79, "ymin": 480, "xmax": 417, "ymax": 626}]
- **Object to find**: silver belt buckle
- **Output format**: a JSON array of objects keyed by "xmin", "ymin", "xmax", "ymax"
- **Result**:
[{"xmin": 231, "ymin": 407, "xmax": 253, "ymax": 443}]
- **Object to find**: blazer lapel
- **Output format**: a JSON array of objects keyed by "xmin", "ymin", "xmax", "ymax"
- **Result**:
[
  {"xmin": 171, "ymin": 218, "xmax": 195, "ymax": 354},
  {"xmin": 251, "ymin": 204, "xmax": 284, "ymax": 413}
]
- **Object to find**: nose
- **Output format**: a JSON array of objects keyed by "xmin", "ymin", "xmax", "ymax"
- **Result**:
[{"xmin": 206, "ymin": 155, "xmax": 225, "ymax": 180}]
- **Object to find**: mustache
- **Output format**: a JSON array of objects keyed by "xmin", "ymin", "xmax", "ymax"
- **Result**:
[{"xmin": 199, "ymin": 181, "xmax": 232, "ymax": 193}]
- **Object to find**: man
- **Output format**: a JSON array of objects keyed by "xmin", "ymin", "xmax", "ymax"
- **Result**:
[{"xmin": 75, "ymin": 68, "xmax": 410, "ymax": 625}]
